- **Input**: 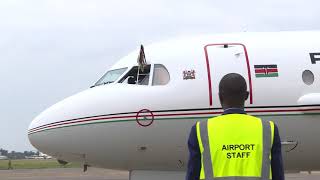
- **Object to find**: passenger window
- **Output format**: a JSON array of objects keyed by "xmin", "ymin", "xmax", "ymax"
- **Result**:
[
  {"xmin": 119, "ymin": 65, "xmax": 151, "ymax": 85},
  {"xmin": 152, "ymin": 64, "xmax": 170, "ymax": 86},
  {"xmin": 302, "ymin": 70, "xmax": 314, "ymax": 85}
]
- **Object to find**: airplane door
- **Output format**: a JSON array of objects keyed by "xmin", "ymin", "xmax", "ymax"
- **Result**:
[{"xmin": 205, "ymin": 44, "xmax": 253, "ymax": 108}]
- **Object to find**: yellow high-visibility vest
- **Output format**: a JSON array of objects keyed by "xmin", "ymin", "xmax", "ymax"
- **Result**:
[{"xmin": 196, "ymin": 114, "xmax": 274, "ymax": 180}]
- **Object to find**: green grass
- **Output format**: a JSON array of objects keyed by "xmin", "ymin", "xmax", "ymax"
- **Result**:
[{"xmin": 0, "ymin": 159, "xmax": 81, "ymax": 170}]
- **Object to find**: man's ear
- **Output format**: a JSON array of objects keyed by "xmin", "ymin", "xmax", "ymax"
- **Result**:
[{"xmin": 244, "ymin": 91, "xmax": 249, "ymax": 101}]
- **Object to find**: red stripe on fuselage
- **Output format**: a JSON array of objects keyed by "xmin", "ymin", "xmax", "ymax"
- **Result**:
[{"xmin": 29, "ymin": 108, "xmax": 320, "ymax": 134}]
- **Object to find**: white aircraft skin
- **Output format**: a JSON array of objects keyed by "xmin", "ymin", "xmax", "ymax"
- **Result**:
[{"xmin": 28, "ymin": 31, "xmax": 320, "ymax": 179}]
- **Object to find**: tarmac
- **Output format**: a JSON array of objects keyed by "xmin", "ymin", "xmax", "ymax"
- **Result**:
[
  {"xmin": 0, "ymin": 168, "xmax": 320, "ymax": 180},
  {"xmin": 0, "ymin": 168, "xmax": 128, "ymax": 180}
]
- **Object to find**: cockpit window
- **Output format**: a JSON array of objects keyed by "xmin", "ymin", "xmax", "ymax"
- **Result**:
[
  {"xmin": 119, "ymin": 65, "xmax": 151, "ymax": 85},
  {"xmin": 152, "ymin": 64, "xmax": 170, "ymax": 86},
  {"xmin": 94, "ymin": 68, "xmax": 127, "ymax": 86}
]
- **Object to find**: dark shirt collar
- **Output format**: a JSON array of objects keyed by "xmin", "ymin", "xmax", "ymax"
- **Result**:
[{"xmin": 222, "ymin": 108, "xmax": 246, "ymax": 115}]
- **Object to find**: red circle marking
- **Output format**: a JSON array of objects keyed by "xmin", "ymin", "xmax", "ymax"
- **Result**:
[{"xmin": 136, "ymin": 109, "xmax": 154, "ymax": 127}]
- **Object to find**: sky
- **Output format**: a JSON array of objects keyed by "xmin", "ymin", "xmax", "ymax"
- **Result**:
[{"xmin": 0, "ymin": 0, "xmax": 319, "ymax": 151}]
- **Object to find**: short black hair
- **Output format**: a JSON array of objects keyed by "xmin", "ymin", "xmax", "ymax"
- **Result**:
[{"xmin": 219, "ymin": 73, "xmax": 248, "ymax": 102}]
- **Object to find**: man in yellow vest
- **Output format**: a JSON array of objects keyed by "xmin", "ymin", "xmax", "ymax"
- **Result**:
[{"xmin": 186, "ymin": 73, "xmax": 284, "ymax": 180}]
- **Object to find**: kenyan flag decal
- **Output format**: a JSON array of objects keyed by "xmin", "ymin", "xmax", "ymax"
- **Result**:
[{"xmin": 254, "ymin": 64, "xmax": 279, "ymax": 78}]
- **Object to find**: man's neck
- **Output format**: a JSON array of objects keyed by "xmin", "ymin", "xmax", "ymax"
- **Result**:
[
  {"xmin": 222, "ymin": 107, "xmax": 246, "ymax": 115},
  {"xmin": 222, "ymin": 105, "xmax": 244, "ymax": 110},
  {"xmin": 224, "ymin": 107, "xmax": 244, "ymax": 111}
]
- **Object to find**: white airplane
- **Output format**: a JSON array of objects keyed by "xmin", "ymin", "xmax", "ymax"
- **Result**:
[
  {"xmin": 0, "ymin": 155, "xmax": 8, "ymax": 160},
  {"xmin": 28, "ymin": 31, "xmax": 320, "ymax": 180}
]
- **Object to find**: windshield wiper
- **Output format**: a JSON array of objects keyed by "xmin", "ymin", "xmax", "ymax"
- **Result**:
[
  {"xmin": 90, "ymin": 81, "xmax": 114, "ymax": 88},
  {"xmin": 103, "ymin": 81, "xmax": 114, "ymax": 84}
]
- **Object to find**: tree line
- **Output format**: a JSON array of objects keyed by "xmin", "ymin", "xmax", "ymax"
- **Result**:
[{"xmin": 0, "ymin": 148, "xmax": 39, "ymax": 159}]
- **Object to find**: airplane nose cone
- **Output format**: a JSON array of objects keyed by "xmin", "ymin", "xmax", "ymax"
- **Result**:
[
  {"xmin": 27, "ymin": 105, "xmax": 63, "ymax": 155},
  {"xmin": 27, "ymin": 89, "xmax": 92, "ymax": 155},
  {"xmin": 28, "ymin": 117, "xmax": 44, "ymax": 152},
  {"xmin": 27, "ymin": 86, "xmax": 117, "ymax": 156},
  {"xmin": 27, "ymin": 85, "xmax": 128, "ymax": 159}
]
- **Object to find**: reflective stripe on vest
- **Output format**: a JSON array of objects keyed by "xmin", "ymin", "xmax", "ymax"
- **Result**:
[{"xmin": 196, "ymin": 114, "xmax": 274, "ymax": 180}]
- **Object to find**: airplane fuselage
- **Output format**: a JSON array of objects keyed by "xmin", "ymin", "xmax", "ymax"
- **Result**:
[{"xmin": 29, "ymin": 31, "xmax": 320, "ymax": 173}]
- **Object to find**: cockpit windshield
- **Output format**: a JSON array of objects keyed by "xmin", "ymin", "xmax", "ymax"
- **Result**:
[{"xmin": 93, "ymin": 68, "xmax": 127, "ymax": 87}]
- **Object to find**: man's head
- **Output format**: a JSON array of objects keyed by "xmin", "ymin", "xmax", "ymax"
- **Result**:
[{"xmin": 218, "ymin": 73, "xmax": 249, "ymax": 109}]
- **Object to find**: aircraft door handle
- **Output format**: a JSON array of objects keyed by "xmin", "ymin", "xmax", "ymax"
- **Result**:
[
  {"xmin": 281, "ymin": 141, "xmax": 298, "ymax": 152},
  {"xmin": 281, "ymin": 141, "xmax": 296, "ymax": 145}
]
